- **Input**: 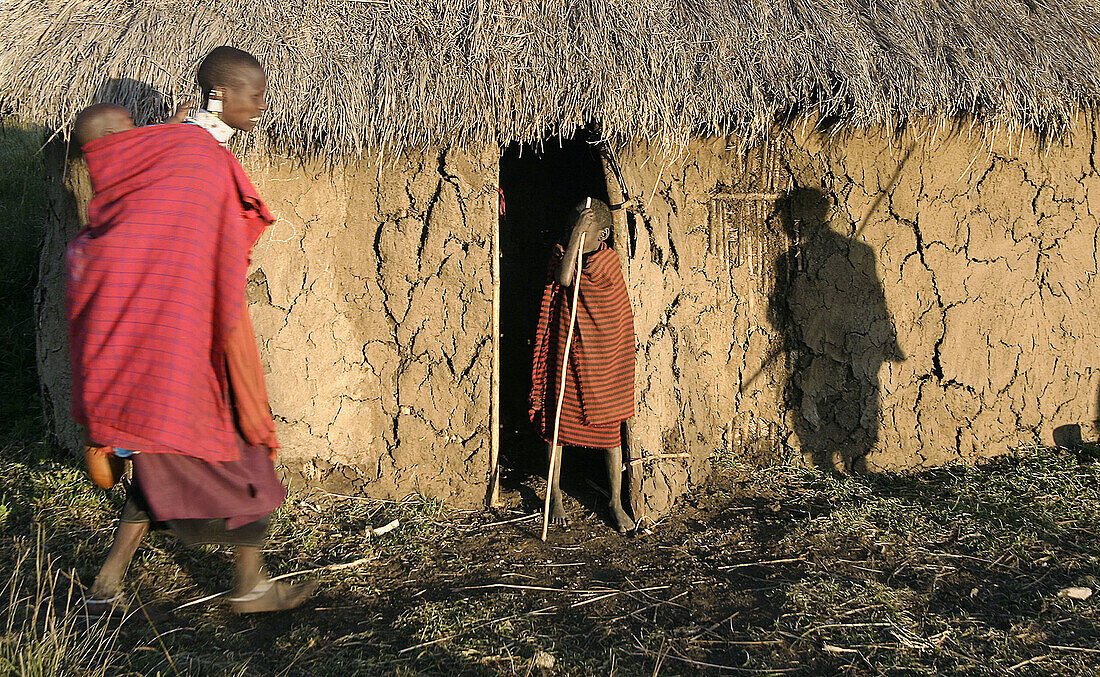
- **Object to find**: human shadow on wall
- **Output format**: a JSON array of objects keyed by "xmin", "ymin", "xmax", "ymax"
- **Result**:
[
  {"xmin": 767, "ymin": 187, "xmax": 904, "ymax": 472},
  {"xmin": 1052, "ymin": 391, "xmax": 1100, "ymax": 461},
  {"xmin": 93, "ymin": 78, "xmax": 177, "ymax": 126}
]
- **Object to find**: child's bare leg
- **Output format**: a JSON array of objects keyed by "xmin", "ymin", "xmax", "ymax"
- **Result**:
[
  {"xmin": 88, "ymin": 520, "xmax": 148, "ymax": 600},
  {"xmin": 605, "ymin": 446, "xmax": 635, "ymax": 534},
  {"xmin": 548, "ymin": 443, "xmax": 568, "ymax": 526}
]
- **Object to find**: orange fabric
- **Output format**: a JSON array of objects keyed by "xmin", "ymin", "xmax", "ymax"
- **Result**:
[{"xmin": 224, "ymin": 299, "xmax": 278, "ymax": 455}]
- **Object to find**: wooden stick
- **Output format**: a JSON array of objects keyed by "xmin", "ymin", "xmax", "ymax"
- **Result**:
[
  {"xmin": 542, "ymin": 232, "xmax": 586, "ymax": 541},
  {"xmin": 708, "ymin": 191, "xmax": 784, "ymax": 201},
  {"xmin": 627, "ymin": 452, "xmax": 690, "ymax": 467},
  {"xmin": 480, "ymin": 512, "xmax": 538, "ymax": 528},
  {"xmin": 488, "ymin": 190, "xmax": 503, "ymax": 508},
  {"xmin": 173, "ymin": 554, "xmax": 376, "ymax": 610},
  {"xmin": 717, "ymin": 557, "xmax": 803, "ymax": 571}
]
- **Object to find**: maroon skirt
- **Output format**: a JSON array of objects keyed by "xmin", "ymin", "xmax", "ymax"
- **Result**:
[{"xmin": 120, "ymin": 434, "xmax": 285, "ymax": 547}]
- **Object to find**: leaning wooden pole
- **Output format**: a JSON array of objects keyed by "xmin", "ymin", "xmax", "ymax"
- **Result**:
[
  {"xmin": 487, "ymin": 192, "xmax": 503, "ymax": 507},
  {"xmin": 541, "ymin": 232, "xmax": 586, "ymax": 541}
]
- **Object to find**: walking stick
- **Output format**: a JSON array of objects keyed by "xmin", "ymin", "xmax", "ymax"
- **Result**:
[{"xmin": 541, "ymin": 231, "xmax": 586, "ymax": 541}]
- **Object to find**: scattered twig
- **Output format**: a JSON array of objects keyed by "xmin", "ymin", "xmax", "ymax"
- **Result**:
[
  {"xmin": 695, "ymin": 610, "xmax": 741, "ymax": 637},
  {"xmin": 368, "ymin": 519, "xmax": 399, "ymax": 537},
  {"xmin": 455, "ymin": 583, "xmax": 574, "ymax": 593},
  {"xmin": 398, "ymin": 605, "xmax": 555, "ymax": 654},
  {"xmin": 628, "ymin": 453, "xmax": 690, "ymax": 468},
  {"xmin": 480, "ymin": 512, "xmax": 539, "ymax": 528},
  {"xmin": 608, "ymin": 591, "xmax": 690, "ymax": 623},
  {"xmin": 1007, "ymin": 655, "xmax": 1050, "ymax": 671},
  {"xmin": 717, "ymin": 557, "xmax": 802, "ymax": 570},
  {"xmin": 456, "ymin": 582, "xmax": 670, "ymax": 597},
  {"xmin": 585, "ymin": 478, "xmax": 610, "ymax": 499},
  {"xmin": 1048, "ymin": 644, "xmax": 1100, "ymax": 654},
  {"xmin": 822, "ymin": 643, "xmax": 860, "ymax": 654}
]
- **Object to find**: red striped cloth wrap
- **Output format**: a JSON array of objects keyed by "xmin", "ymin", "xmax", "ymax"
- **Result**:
[
  {"xmin": 529, "ymin": 243, "xmax": 635, "ymax": 448},
  {"xmin": 67, "ymin": 124, "xmax": 273, "ymax": 464}
]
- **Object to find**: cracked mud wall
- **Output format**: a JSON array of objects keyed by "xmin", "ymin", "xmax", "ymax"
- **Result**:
[
  {"xmin": 36, "ymin": 119, "xmax": 1099, "ymax": 512},
  {"xmin": 609, "ymin": 138, "xmax": 793, "ymax": 521},
  {"xmin": 612, "ymin": 119, "xmax": 1100, "ymax": 516},
  {"xmin": 37, "ymin": 146, "xmax": 497, "ymax": 507},
  {"xmin": 780, "ymin": 120, "xmax": 1100, "ymax": 469},
  {"xmin": 244, "ymin": 147, "xmax": 497, "ymax": 505},
  {"xmin": 36, "ymin": 141, "xmax": 92, "ymax": 453}
]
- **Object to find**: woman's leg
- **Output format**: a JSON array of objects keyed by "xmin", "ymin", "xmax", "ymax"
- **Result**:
[{"xmin": 88, "ymin": 520, "xmax": 149, "ymax": 600}]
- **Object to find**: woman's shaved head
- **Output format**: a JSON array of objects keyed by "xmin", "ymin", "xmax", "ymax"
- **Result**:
[{"xmin": 197, "ymin": 46, "xmax": 264, "ymax": 93}]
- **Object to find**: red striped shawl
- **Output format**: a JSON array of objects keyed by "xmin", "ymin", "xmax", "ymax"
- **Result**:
[{"xmin": 529, "ymin": 243, "xmax": 635, "ymax": 442}]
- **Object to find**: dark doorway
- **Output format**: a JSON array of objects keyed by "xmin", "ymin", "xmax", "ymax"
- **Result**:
[{"xmin": 497, "ymin": 128, "xmax": 611, "ymax": 477}]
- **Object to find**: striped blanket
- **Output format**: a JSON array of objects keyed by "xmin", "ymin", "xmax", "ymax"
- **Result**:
[{"xmin": 529, "ymin": 243, "xmax": 635, "ymax": 447}]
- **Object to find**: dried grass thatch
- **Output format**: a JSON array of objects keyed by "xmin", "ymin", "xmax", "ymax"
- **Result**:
[{"xmin": 2, "ymin": 0, "xmax": 1100, "ymax": 156}]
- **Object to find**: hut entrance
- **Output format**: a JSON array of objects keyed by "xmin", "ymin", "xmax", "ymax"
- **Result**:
[{"xmin": 497, "ymin": 130, "xmax": 611, "ymax": 482}]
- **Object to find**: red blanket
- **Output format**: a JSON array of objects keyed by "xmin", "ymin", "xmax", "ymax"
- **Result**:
[
  {"xmin": 529, "ymin": 243, "xmax": 635, "ymax": 431},
  {"xmin": 67, "ymin": 124, "xmax": 273, "ymax": 464}
]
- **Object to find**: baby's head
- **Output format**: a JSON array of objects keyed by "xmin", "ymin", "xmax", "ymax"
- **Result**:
[{"xmin": 73, "ymin": 103, "xmax": 135, "ymax": 149}]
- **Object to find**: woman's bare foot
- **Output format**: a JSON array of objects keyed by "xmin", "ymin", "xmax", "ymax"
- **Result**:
[{"xmin": 229, "ymin": 579, "xmax": 318, "ymax": 613}]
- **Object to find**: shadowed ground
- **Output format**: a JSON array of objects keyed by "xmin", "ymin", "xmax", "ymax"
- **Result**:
[{"xmin": 2, "ymin": 446, "xmax": 1098, "ymax": 676}]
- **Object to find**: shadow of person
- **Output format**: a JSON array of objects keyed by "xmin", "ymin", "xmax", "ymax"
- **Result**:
[
  {"xmin": 768, "ymin": 187, "xmax": 904, "ymax": 473},
  {"xmin": 1052, "ymin": 423, "xmax": 1100, "ymax": 461},
  {"xmin": 93, "ymin": 78, "xmax": 177, "ymax": 126}
]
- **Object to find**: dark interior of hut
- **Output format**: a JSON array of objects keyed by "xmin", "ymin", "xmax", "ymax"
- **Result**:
[{"xmin": 497, "ymin": 128, "xmax": 613, "ymax": 502}]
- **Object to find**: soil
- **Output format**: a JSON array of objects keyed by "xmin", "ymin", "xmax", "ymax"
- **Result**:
[
  {"xmin": 7, "ymin": 447, "xmax": 1098, "ymax": 675},
  {"xmin": 142, "ymin": 466, "xmax": 808, "ymax": 675}
]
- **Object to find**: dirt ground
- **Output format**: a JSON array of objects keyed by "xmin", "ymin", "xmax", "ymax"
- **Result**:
[{"xmin": 5, "ymin": 445, "xmax": 1098, "ymax": 676}]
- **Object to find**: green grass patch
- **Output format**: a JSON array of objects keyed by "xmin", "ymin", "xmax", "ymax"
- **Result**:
[{"xmin": 0, "ymin": 446, "xmax": 1096, "ymax": 675}]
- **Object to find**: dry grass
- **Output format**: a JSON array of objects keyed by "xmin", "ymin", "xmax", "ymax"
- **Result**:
[
  {"xmin": 2, "ymin": 1, "xmax": 1100, "ymax": 157},
  {"xmin": 0, "ymin": 445, "xmax": 1097, "ymax": 676},
  {"xmin": 0, "ymin": 537, "xmax": 126, "ymax": 677}
]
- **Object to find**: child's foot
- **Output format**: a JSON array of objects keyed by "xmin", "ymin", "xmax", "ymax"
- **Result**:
[
  {"xmin": 609, "ymin": 503, "xmax": 636, "ymax": 534},
  {"xmin": 550, "ymin": 498, "xmax": 570, "ymax": 527}
]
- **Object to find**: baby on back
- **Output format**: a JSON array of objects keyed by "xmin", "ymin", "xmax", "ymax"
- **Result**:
[{"xmin": 72, "ymin": 103, "xmax": 135, "ymax": 149}]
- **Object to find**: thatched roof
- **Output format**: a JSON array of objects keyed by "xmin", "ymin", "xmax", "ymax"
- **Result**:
[{"xmin": 3, "ymin": 0, "xmax": 1100, "ymax": 155}]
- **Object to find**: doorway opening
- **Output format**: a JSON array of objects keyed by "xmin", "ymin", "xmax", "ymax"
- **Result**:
[{"xmin": 497, "ymin": 128, "xmax": 611, "ymax": 484}]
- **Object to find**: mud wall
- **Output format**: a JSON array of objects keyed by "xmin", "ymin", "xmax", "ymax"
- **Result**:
[
  {"xmin": 608, "ymin": 138, "xmax": 793, "ymax": 521},
  {"xmin": 780, "ymin": 120, "xmax": 1100, "ymax": 469},
  {"xmin": 37, "ymin": 146, "xmax": 498, "ymax": 508},
  {"xmin": 610, "ymin": 118, "xmax": 1100, "ymax": 499}
]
